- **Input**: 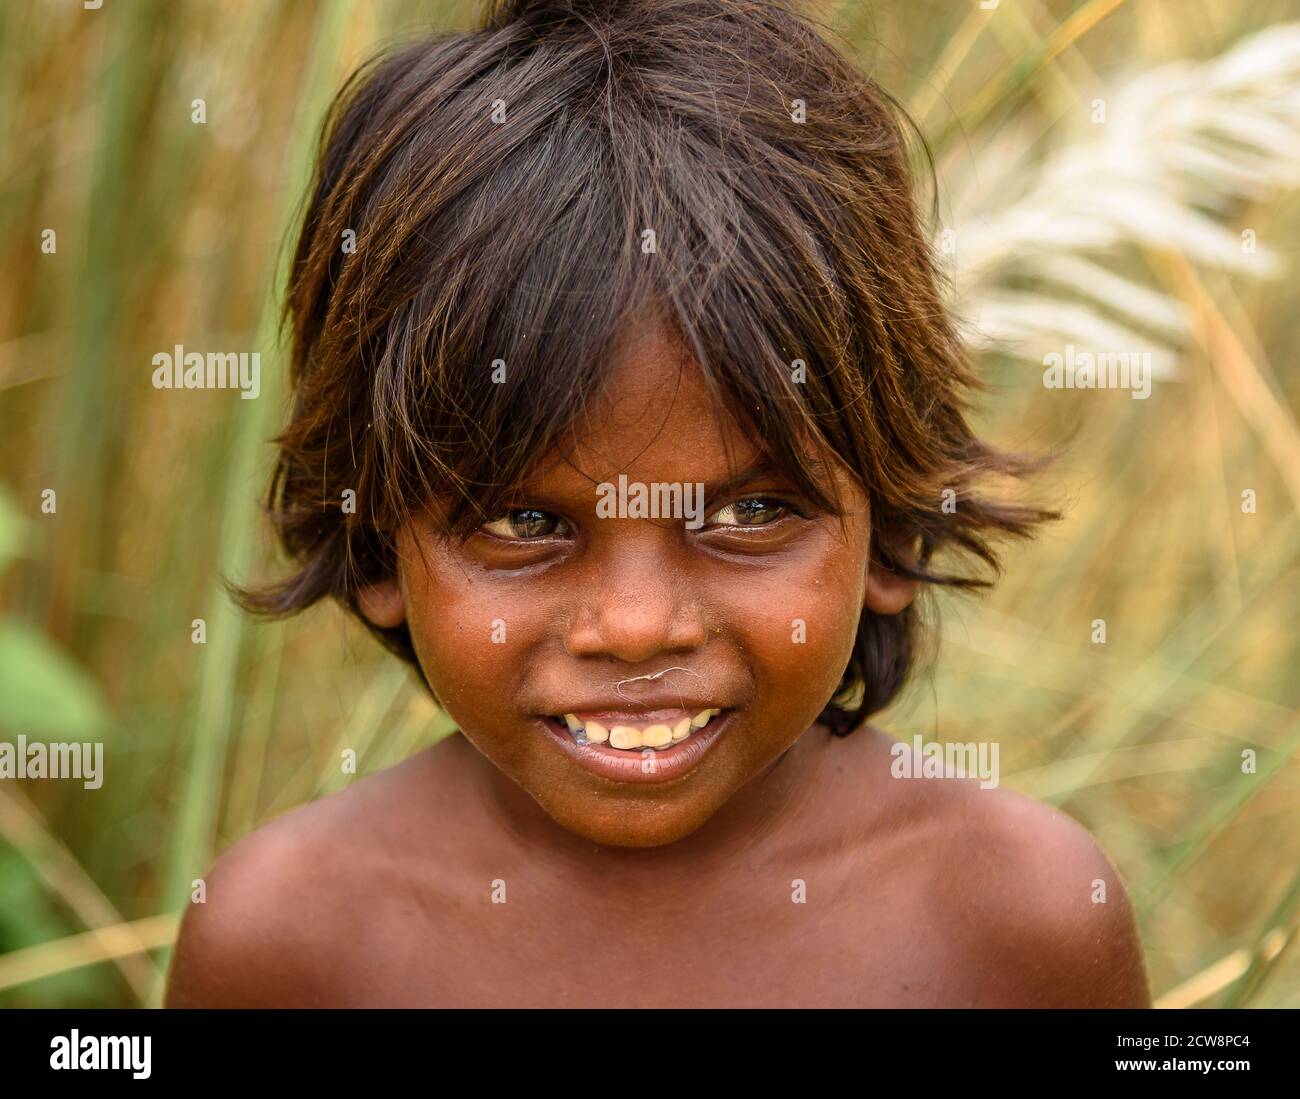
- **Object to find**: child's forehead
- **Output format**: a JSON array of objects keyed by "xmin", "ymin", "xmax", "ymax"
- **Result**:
[
  {"xmin": 502, "ymin": 315, "xmax": 857, "ymax": 509},
  {"xmin": 599, "ymin": 353, "xmax": 735, "ymax": 432},
  {"xmin": 587, "ymin": 319, "xmax": 714, "ymax": 422},
  {"xmin": 519, "ymin": 444, "xmax": 779, "ymax": 505},
  {"xmin": 514, "ymin": 322, "xmax": 762, "ymax": 491},
  {"xmin": 516, "ymin": 410, "xmax": 841, "ymax": 510},
  {"xmin": 520, "ymin": 413, "xmax": 768, "ymax": 504}
]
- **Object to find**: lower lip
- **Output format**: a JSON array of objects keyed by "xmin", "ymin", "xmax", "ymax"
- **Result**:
[{"xmin": 537, "ymin": 712, "xmax": 733, "ymax": 784}]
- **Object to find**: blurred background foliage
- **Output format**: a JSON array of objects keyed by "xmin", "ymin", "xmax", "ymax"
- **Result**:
[{"xmin": 0, "ymin": 0, "xmax": 1297, "ymax": 1007}]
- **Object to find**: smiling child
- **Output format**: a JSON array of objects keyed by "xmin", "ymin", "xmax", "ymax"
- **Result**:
[{"xmin": 165, "ymin": 0, "xmax": 1151, "ymax": 1007}]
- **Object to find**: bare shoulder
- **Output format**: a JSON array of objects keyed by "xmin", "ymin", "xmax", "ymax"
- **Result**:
[
  {"xmin": 943, "ymin": 781, "xmax": 1150, "ymax": 1006},
  {"xmin": 165, "ymin": 746, "xmax": 448, "ymax": 1007},
  {"xmin": 852, "ymin": 728, "xmax": 1151, "ymax": 1007}
]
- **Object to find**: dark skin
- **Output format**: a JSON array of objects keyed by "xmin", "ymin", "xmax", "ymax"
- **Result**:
[{"xmin": 166, "ymin": 324, "xmax": 1151, "ymax": 1008}]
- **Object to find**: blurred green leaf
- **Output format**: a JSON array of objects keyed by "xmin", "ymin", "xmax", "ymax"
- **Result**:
[{"xmin": 0, "ymin": 621, "xmax": 110, "ymax": 739}]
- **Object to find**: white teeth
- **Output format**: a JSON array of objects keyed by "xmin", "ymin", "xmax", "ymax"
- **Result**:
[
  {"xmin": 642, "ymin": 724, "xmax": 673, "ymax": 748},
  {"xmin": 609, "ymin": 725, "xmax": 642, "ymax": 750},
  {"xmin": 559, "ymin": 710, "xmax": 723, "ymax": 751}
]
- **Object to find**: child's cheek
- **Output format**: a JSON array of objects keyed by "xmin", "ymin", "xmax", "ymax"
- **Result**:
[
  {"xmin": 396, "ymin": 550, "xmax": 531, "ymax": 731},
  {"xmin": 412, "ymin": 600, "xmax": 513, "ymax": 722},
  {"xmin": 725, "ymin": 547, "xmax": 867, "ymax": 716}
]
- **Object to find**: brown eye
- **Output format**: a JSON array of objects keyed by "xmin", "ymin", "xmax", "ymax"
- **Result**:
[
  {"xmin": 480, "ymin": 508, "xmax": 567, "ymax": 540},
  {"xmin": 704, "ymin": 497, "xmax": 789, "ymax": 527}
]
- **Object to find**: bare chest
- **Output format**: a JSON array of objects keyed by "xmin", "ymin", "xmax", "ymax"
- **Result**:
[{"xmin": 323, "ymin": 852, "xmax": 977, "ymax": 1007}]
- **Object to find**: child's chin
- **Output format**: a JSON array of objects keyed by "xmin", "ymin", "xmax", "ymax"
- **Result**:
[{"xmin": 548, "ymin": 803, "xmax": 712, "ymax": 849}]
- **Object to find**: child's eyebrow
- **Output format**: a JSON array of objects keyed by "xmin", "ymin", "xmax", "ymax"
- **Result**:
[
  {"xmin": 514, "ymin": 455, "xmax": 815, "ymax": 511},
  {"xmin": 698, "ymin": 456, "xmax": 787, "ymax": 500}
]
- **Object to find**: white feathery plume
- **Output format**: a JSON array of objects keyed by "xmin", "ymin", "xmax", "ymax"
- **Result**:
[{"xmin": 939, "ymin": 22, "xmax": 1300, "ymax": 372}]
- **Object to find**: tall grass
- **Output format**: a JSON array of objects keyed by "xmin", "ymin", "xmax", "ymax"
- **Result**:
[{"xmin": 0, "ymin": 0, "xmax": 1297, "ymax": 1007}]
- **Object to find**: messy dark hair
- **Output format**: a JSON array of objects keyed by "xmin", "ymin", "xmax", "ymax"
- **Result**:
[{"xmin": 238, "ymin": 0, "xmax": 1055, "ymax": 734}]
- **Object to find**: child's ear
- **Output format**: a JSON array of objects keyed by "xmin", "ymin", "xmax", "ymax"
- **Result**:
[
  {"xmin": 864, "ymin": 535, "xmax": 921, "ymax": 615},
  {"xmin": 356, "ymin": 578, "xmax": 406, "ymax": 628}
]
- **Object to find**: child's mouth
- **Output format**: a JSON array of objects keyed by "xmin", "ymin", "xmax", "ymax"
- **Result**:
[
  {"xmin": 536, "ymin": 707, "xmax": 734, "ymax": 785},
  {"xmin": 544, "ymin": 708, "xmax": 725, "ymax": 751}
]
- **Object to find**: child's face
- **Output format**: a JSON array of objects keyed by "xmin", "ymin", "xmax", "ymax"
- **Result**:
[{"xmin": 359, "ymin": 323, "xmax": 916, "ymax": 847}]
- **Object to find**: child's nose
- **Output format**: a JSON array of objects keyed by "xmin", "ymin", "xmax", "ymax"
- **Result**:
[{"xmin": 563, "ymin": 553, "xmax": 708, "ymax": 664}]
